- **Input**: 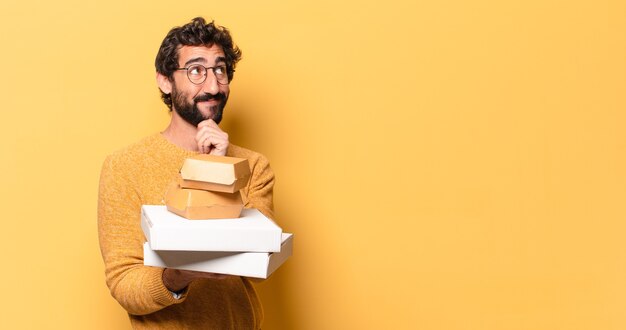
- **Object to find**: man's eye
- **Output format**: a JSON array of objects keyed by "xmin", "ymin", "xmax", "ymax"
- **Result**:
[
  {"xmin": 214, "ymin": 65, "xmax": 226, "ymax": 75},
  {"xmin": 189, "ymin": 66, "xmax": 202, "ymax": 76}
]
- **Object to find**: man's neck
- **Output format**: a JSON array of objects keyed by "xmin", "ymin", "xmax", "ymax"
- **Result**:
[{"xmin": 161, "ymin": 110, "xmax": 200, "ymax": 152}]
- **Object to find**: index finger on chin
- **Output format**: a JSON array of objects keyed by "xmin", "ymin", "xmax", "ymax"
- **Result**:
[{"xmin": 197, "ymin": 119, "xmax": 217, "ymax": 128}]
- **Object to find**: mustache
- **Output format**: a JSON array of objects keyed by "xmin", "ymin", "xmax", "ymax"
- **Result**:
[{"xmin": 194, "ymin": 92, "xmax": 226, "ymax": 103}]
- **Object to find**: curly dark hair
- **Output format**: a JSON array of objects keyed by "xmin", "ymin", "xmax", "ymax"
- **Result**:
[{"xmin": 155, "ymin": 17, "xmax": 242, "ymax": 110}]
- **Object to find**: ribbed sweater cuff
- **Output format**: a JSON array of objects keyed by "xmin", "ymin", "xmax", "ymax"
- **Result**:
[{"xmin": 147, "ymin": 267, "xmax": 188, "ymax": 306}]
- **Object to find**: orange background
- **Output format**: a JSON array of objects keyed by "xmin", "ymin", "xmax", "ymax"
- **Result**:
[{"xmin": 1, "ymin": 1, "xmax": 625, "ymax": 329}]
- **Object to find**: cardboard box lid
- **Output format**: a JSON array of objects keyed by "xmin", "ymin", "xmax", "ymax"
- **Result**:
[
  {"xmin": 180, "ymin": 155, "xmax": 251, "ymax": 186},
  {"xmin": 143, "ymin": 233, "xmax": 293, "ymax": 279},
  {"xmin": 141, "ymin": 205, "xmax": 283, "ymax": 252}
]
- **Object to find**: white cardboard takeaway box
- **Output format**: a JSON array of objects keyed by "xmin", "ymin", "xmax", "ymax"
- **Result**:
[
  {"xmin": 141, "ymin": 205, "xmax": 282, "ymax": 252},
  {"xmin": 143, "ymin": 233, "xmax": 293, "ymax": 278}
]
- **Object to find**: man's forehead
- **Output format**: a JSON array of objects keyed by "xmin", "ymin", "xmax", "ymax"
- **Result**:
[{"xmin": 177, "ymin": 45, "xmax": 226, "ymax": 65}]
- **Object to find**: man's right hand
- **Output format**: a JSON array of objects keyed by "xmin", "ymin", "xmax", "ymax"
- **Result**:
[
  {"xmin": 195, "ymin": 119, "xmax": 229, "ymax": 156},
  {"xmin": 162, "ymin": 268, "xmax": 231, "ymax": 293}
]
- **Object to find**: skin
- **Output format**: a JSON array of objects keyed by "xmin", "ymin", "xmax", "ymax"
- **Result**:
[{"xmin": 157, "ymin": 45, "xmax": 235, "ymax": 291}]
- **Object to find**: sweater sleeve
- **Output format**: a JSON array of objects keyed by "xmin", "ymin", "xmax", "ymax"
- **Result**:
[
  {"xmin": 97, "ymin": 155, "xmax": 188, "ymax": 315},
  {"xmin": 243, "ymin": 153, "xmax": 276, "ymax": 220}
]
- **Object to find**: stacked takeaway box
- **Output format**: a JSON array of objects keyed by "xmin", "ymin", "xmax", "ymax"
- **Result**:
[{"xmin": 142, "ymin": 154, "xmax": 292, "ymax": 278}]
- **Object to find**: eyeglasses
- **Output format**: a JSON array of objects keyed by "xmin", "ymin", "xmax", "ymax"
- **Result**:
[{"xmin": 176, "ymin": 64, "xmax": 231, "ymax": 85}]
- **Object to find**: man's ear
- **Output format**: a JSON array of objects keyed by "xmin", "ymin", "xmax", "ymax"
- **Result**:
[{"xmin": 156, "ymin": 72, "xmax": 173, "ymax": 94}]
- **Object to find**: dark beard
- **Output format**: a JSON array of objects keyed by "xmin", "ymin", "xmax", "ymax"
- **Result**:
[{"xmin": 171, "ymin": 85, "xmax": 227, "ymax": 126}]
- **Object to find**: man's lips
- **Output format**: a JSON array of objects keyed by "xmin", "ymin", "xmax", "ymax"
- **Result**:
[{"xmin": 195, "ymin": 99, "xmax": 221, "ymax": 108}]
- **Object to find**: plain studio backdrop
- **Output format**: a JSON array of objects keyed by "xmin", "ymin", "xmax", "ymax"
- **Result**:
[{"xmin": 0, "ymin": 1, "xmax": 625, "ymax": 329}]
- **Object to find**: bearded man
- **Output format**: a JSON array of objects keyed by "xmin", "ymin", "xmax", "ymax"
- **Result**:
[{"xmin": 97, "ymin": 17, "xmax": 274, "ymax": 329}]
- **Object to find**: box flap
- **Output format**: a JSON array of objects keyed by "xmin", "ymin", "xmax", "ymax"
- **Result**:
[{"xmin": 180, "ymin": 155, "xmax": 251, "ymax": 186}]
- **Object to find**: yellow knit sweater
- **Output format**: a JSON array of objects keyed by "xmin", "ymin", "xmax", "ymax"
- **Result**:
[{"xmin": 97, "ymin": 133, "xmax": 275, "ymax": 329}]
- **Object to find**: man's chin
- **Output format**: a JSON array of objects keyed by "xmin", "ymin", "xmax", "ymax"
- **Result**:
[
  {"xmin": 194, "ymin": 103, "xmax": 217, "ymax": 118},
  {"xmin": 197, "ymin": 103, "xmax": 224, "ymax": 124}
]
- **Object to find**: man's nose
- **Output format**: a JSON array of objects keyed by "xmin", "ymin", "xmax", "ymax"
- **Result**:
[{"xmin": 201, "ymin": 72, "xmax": 220, "ymax": 95}]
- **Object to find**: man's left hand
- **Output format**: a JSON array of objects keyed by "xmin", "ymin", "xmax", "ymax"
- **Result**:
[{"xmin": 195, "ymin": 119, "xmax": 229, "ymax": 156}]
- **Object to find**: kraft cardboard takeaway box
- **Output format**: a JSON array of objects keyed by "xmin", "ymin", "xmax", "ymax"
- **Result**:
[
  {"xmin": 144, "ymin": 233, "xmax": 293, "ymax": 278},
  {"xmin": 179, "ymin": 155, "xmax": 251, "ymax": 193},
  {"xmin": 141, "ymin": 205, "xmax": 283, "ymax": 252},
  {"xmin": 165, "ymin": 182, "xmax": 244, "ymax": 220}
]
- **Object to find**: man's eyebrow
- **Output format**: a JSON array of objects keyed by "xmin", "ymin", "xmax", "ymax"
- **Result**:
[
  {"xmin": 183, "ymin": 57, "xmax": 207, "ymax": 67},
  {"xmin": 183, "ymin": 56, "xmax": 227, "ymax": 67}
]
